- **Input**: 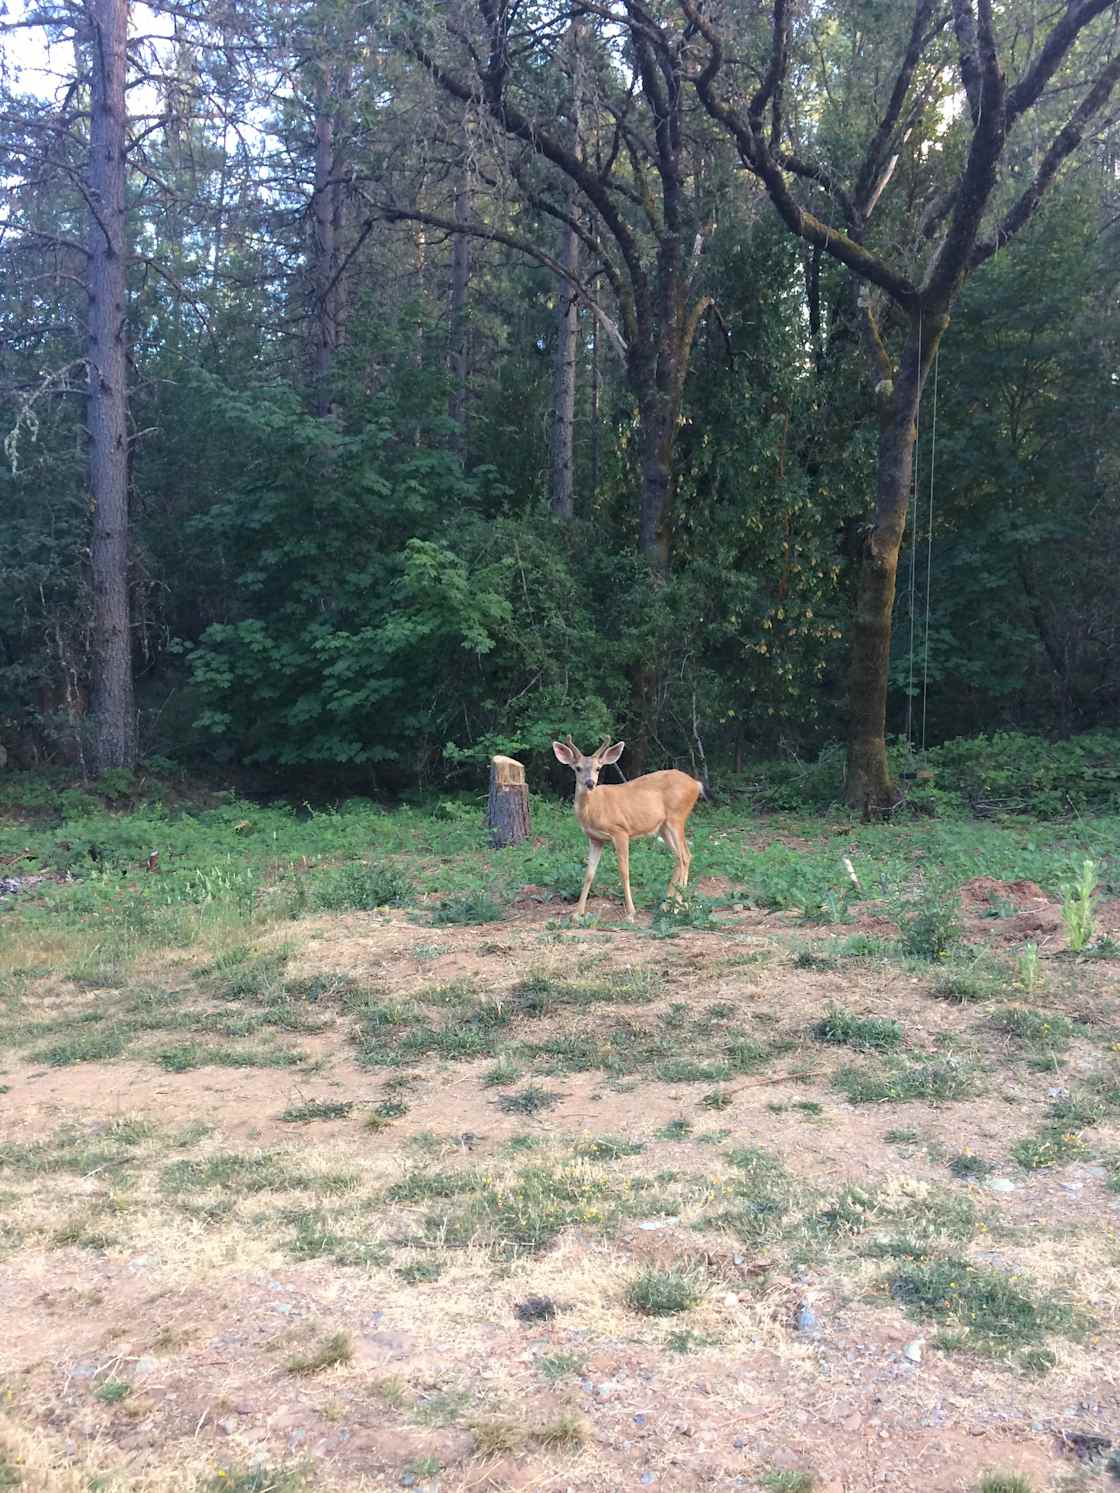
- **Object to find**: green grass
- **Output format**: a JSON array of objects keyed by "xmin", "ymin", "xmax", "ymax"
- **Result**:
[
  {"xmin": 948, "ymin": 1152, "xmax": 994, "ymax": 1180},
  {"xmin": 155, "ymin": 1040, "xmax": 308, "ymax": 1072},
  {"xmin": 312, "ymin": 861, "xmax": 413, "ymax": 911},
  {"xmin": 811, "ymin": 1006, "xmax": 903, "ymax": 1052},
  {"xmin": 989, "ymin": 1008, "xmax": 1085, "ymax": 1072},
  {"xmin": 704, "ymin": 1145, "xmax": 792, "ymax": 1245},
  {"xmin": 496, "ymin": 1084, "xmax": 562, "ymax": 1116},
  {"xmin": 30, "ymin": 1027, "xmax": 130, "ymax": 1066},
  {"xmin": 278, "ymin": 1099, "xmax": 354, "ymax": 1123},
  {"xmin": 932, "ymin": 961, "xmax": 1010, "ymax": 1003},
  {"xmin": 481, "ymin": 1054, "xmax": 524, "ymax": 1087},
  {"xmin": 833, "ymin": 1059, "xmax": 975, "ymax": 1105},
  {"xmin": 284, "ymin": 1207, "xmax": 388, "ymax": 1267},
  {"xmin": 759, "ymin": 1473, "xmax": 816, "ymax": 1493},
  {"xmin": 624, "ymin": 1268, "xmax": 703, "ymax": 1317},
  {"xmin": 198, "ymin": 1469, "xmax": 311, "ymax": 1493},
  {"xmin": 428, "ymin": 890, "xmax": 507, "ymax": 925},
  {"xmin": 889, "ymin": 1256, "xmax": 1082, "ymax": 1362},
  {"xmin": 1011, "ymin": 1127, "xmax": 1091, "ymax": 1170},
  {"xmin": 537, "ymin": 1351, "xmax": 585, "ymax": 1381},
  {"xmin": 160, "ymin": 1152, "xmax": 310, "ymax": 1195},
  {"xmin": 977, "ymin": 1476, "xmax": 1035, "ymax": 1493},
  {"xmin": 284, "ymin": 1330, "xmax": 354, "ymax": 1375},
  {"xmin": 509, "ymin": 967, "xmax": 659, "ymax": 1013},
  {"xmin": 94, "ymin": 1378, "xmax": 132, "ymax": 1404}
]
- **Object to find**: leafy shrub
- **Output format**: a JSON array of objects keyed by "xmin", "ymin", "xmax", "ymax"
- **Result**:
[
  {"xmin": 895, "ymin": 882, "xmax": 962, "ymax": 960},
  {"xmin": 925, "ymin": 731, "xmax": 1120, "ymax": 817}
]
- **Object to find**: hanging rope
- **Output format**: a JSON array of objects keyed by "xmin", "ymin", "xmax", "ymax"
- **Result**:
[
  {"xmin": 921, "ymin": 341, "xmax": 940, "ymax": 753},
  {"xmin": 905, "ymin": 310, "xmax": 922, "ymax": 751}
]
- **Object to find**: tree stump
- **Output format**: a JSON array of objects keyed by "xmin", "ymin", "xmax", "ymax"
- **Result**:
[{"xmin": 487, "ymin": 755, "xmax": 530, "ymax": 848}]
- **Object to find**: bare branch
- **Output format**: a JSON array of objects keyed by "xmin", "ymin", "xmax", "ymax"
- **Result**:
[
  {"xmin": 972, "ymin": 51, "xmax": 1120, "ymax": 268},
  {"xmin": 853, "ymin": 0, "xmax": 937, "ymax": 221},
  {"xmin": 376, "ymin": 201, "xmax": 629, "ymax": 359},
  {"xmin": 1006, "ymin": 0, "xmax": 1118, "ymax": 129}
]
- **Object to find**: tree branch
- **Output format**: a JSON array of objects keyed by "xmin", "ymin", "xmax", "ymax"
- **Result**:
[
  {"xmin": 853, "ymin": 0, "xmax": 936, "ymax": 221},
  {"xmin": 1006, "ymin": 0, "xmax": 1117, "ymax": 129},
  {"xmin": 405, "ymin": 30, "xmax": 648, "ymax": 300},
  {"xmin": 377, "ymin": 201, "xmax": 629, "ymax": 359},
  {"xmin": 972, "ymin": 52, "xmax": 1120, "ymax": 268}
]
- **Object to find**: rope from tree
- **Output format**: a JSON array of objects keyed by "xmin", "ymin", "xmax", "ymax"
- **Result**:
[
  {"xmin": 905, "ymin": 310, "xmax": 922, "ymax": 749},
  {"xmin": 921, "ymin": 342, "xmax": 940, "ymax": 753}
]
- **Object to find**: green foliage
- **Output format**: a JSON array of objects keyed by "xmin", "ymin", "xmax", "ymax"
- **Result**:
[
  {"xmin": 312, "ymin": 862, "xmax": 413, "ymax": 911},
  {"xmin": 428, "ymin": 890, "xmax": 507, "ymax": 925},
  {"xmin": 1059, "ymin": 859, "xmax": 1099, "ymax": 951},
  {"xmin": 895, "ymin": 881, "xmax": 962, "ymax": 960},
  {"xmin": 187, "ymin": 383, "xmax": 510, "ymax": 772}
]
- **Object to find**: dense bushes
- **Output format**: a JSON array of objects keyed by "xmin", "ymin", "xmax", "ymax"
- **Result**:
[{"xmin": 740, "ymin": 732, "xmax": 1120, "ymax": 817}]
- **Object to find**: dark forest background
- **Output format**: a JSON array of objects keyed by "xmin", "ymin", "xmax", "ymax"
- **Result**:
[{"xmin": 2, "ymin": 0, "xmax": 1118, "ymax": 806}]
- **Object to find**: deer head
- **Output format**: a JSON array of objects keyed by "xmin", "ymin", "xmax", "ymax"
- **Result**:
[{"xmin": 552, "ymin": 734, "xmax": 625, "ymax": 792}]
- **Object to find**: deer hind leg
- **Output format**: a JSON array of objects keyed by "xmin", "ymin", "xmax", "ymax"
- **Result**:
[
  {"xmin": 575, "ymin": 837, "xmax": 605, "ymax": 916},
  {"xmin": 661, "ymin": 821, "xmax": 691, "ymax": 899},
  {"xmin": 611, "ymin": 832, "xmax": 637, "ymax": 921}
]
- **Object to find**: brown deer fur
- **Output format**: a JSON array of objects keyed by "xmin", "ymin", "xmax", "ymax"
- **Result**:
[{"xmin": 552, "ymin": 735, "xmax": 704, "ymax": 921}]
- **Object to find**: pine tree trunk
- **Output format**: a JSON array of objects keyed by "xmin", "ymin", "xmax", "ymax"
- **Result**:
[
  {"xmin": 312, "ymin": 86, "xmax": 337, "ymax": 418},
  {"xmin": 487, "ymin": 756, "xmax": 530, "ymax": 847},
  {"xmin": 448, "ymin": 169, "xmax": 470, "ymax": 454},
  {"xmin": 87, "ymin": 0, "xmax": 135, "ymax": 774},
  {"xmin": 550, "ymin": 222, "xmax": 579, "ymax": 518}
]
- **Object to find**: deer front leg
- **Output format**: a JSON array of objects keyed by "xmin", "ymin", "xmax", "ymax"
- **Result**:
[
  {"xmin": 575, "ymin": 836, "xmax": 605, "ymax": 916},
  {"xmin": 612, "ymin": 832, "xmax": 637, "ymax": 921}
]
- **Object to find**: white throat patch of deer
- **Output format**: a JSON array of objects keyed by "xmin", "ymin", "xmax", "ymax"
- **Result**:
[{"xmin": 551, "ymin": 735, "xmax": 704, "ymax": 921}]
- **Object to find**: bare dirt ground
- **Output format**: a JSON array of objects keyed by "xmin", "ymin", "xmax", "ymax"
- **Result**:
[{"xmin": 1, "ymin": 881, "xmax": 1119, "ymax": 1493}]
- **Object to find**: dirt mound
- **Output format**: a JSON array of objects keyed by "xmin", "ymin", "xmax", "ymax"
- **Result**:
[{"xmin": 958, "ymin": 876, "xmax": 1051, "ymax": 910}]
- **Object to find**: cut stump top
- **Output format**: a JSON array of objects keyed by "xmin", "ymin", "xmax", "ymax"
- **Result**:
[{"xmin": 490, "ymin": 755, "xmax": 526, "ymax": 788}]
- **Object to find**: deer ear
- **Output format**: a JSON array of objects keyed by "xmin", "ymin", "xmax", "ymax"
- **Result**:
[
  {"xmin": 552, "ymin": 740, "xmax": 577, "ymax": 766},
  {"xmin": 598, "ymin": 740, "xmax": 625, "ymax": 765}
]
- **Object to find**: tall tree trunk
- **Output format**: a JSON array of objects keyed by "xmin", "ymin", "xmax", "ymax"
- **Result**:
[
  {"xmin": 637, "ymin": 399, "xmax": 674, "ymax": 569},
  {"xmin": 312, "ymin": 83, "xmax": 337, "ymax": 418},
  {"xmin": 448, "ymin": 167, "xmax": 470, "ymax": 454},
  {"xmin": 87, "ymin": 0, "xmax": 135, "ymax": 774},
  {"xmin": 550, "ymin": 22, "xmax": 583, "ymax": 519},
  {"xmin": 846, "ymin": 314, "xmax": 944, "ymax": 812},
  {"xmin": 549, "ymin": 222, "xmax": 579, "ymax": 518}
]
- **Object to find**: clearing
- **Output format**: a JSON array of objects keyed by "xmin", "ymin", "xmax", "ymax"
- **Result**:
[{"xmin": 1, "ymin": 791, "xmax": 1118, "ymax": 1493}]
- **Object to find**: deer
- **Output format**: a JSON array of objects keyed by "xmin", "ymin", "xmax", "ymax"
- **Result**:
[{"xmin": 551, "ymin": 735, "xmax": 706, "ymax": 922}]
